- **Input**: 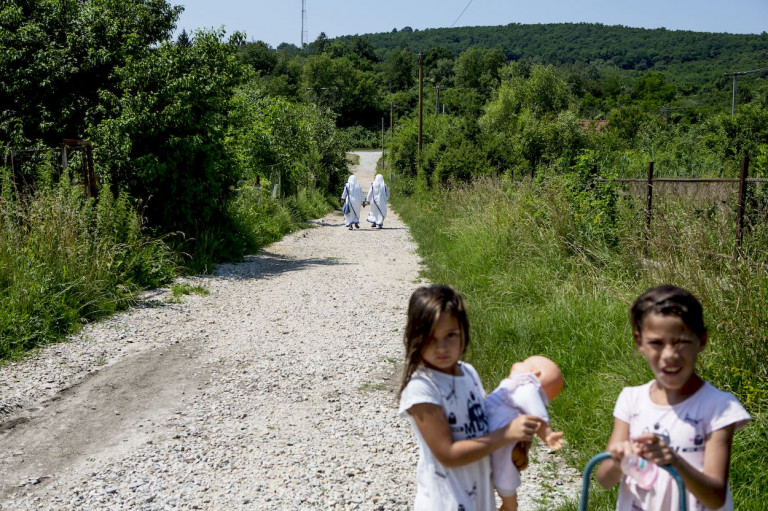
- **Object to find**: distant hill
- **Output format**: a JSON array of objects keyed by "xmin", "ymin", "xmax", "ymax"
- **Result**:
[{"xmin": 335, "ymin": 23, "xmax": 768, "ymax": 97}]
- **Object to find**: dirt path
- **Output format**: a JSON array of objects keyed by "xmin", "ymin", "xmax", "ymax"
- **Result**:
[{"xmin": 0, "ymin": 151, "xmax": 580, "ymax": 510}]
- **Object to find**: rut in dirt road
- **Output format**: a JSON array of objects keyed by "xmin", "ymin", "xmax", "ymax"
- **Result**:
[{"xmin": 0, "ymin": 151, "xmax": 580, "ymax": 510}]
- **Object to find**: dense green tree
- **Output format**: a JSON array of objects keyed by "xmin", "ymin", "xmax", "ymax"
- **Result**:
[
  {"xmin": 605, "ymin": 105, "xmax": 657, "ymax": 149},
  {"xmin": 632, "ymin": 71, "xmax": 677, "ymax": 108},
  {"xmin": 423, "ymin": 46, "xmax": 454, "ymax": 69},
  {"xmin": 276, "ymin": 42, "xmax": 301, "ymax": 56},
  {"xmin": 239, "ymin": 40, "xmax": 278, "ymax": 76},
  {"xmin": 383, "ymin": 47, "xmax": 416, "ymax": 92},
  {"xmin": 523, "ymin": 65, "xmax": 574, "ymax": 118},
  {"xmin": 325, "ymin": 36, "xmax": 379, "ymax": 70},
  {"xmin": 262, "ymin": 55, "xmax": 303, "ymax": 101},
  {"xmin": 0, "ymin": 0, "xmax": 181, "ymax": 146},
  {"xmin": 308, "ymin": 32, "xmax": 330, "ymax": 54},
  {"xmin": 302, "ymin": 54, "xmax": 382, "ymax": 128},
  {"xmin": 440, "ymin": 87, "xmax": 484, "ymax": 118},
  {"xmin": 453, "ymin": 47, "xmax": 506, "ymax": 98},
  {"xmin": 94, "ymin": 29, "xmax": 246, "ymax": 231},
  {"xmin": 227, "ymin": 83, "xmax": 346, "ymax": 197}
]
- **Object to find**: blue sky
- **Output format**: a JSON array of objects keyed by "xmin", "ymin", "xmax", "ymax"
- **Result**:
[{"xmin": 173, "ymin": 0, "xmax": 768, "ymax": 48}]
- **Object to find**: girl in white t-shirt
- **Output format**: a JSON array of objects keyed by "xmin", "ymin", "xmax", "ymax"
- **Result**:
[
  {"xmin": 398, "ymin": 284, "xmax": 544, "ymax": 511},
  {"xmin": 596, "ymin": 285, "xmax": 751, "ymax": 510}
]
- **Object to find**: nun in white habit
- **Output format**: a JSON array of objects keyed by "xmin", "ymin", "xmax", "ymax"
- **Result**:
[
  {"xmin": 341, "ymin": 175, "xmax": 364, "ymax": 229},
  {"xmin": 366, "ymin": 174, "xmax": 390, "ymax": 229}
]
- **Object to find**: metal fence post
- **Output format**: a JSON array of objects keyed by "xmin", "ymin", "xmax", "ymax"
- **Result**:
[
  {"xmin": 644, "ymin": 162, "xmax": 655, "ymax": 253},
  {"xmin": 734, "ymin": 155, "xmax": 749, "ymax": 259}
]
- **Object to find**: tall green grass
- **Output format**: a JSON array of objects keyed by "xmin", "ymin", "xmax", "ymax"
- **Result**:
[
  {"xmin": 0, "ymin": 171, "xmax": 176, "ymax": 361},
  {"xmin": 392, "ymin": 175, "xmax": 767, "ymax": 509},
  {"xmin": 1, "ymin": 159, "xmax": 334, "ymax": 360},
  {"xmin": 229, "ymin": 184, "xmax": 332, "ymax": 246}
]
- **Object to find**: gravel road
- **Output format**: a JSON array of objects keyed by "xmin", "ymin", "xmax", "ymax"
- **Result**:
[{"xmin": 0, "ymin": 151, "xmax": 580, "ymax": 510}]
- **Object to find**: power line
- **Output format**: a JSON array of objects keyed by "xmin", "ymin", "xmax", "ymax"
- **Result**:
[
  {"xmin": 724, "ymin": 65, "xmax": 768, "ymax": 116},
  {"xmin": 724, "ymin": 66, "xmax": 768, "ymax": 76},
  {"xmin": 450, "ymin": 0, "xmax": 475, "ymax": 28}
]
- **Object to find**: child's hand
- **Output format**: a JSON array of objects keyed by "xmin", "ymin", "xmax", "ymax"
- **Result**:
[
  {"xmin": 545, "ymin": 431, "xmax": 564, "ymax": 450},
  {"xmin": 633, "ymin": 433, "xmax": 677, "ymax": 467},
  {"xmin": 504, "ymin": 414, "xmax": 544, "ymax": 444},
  {"xmin": 606, "ymin": 439, "xmax": 634, "ymax": 461}
]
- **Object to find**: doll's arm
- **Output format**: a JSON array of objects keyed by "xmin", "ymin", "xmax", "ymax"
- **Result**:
[{"xmin": 536, "ymin": 422, "xmax": 564, "ymax": 450}]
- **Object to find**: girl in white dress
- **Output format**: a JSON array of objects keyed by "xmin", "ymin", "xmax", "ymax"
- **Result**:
[
  {"xmin": 398, "ymin": 284, "xmax": 544, "ymax": 511},
  {"xmin": 596, "ymin": 285, "xmax": 750, "ymax": 510}
]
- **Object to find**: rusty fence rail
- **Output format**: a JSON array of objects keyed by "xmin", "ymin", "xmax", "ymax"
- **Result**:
[{"xmin": 602, "ymin": 156, "xmax": 765, "ymax": 260}]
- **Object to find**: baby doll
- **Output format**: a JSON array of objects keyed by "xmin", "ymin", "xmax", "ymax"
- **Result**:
[{"xmin": 485, "ymin": 355, "xmax": 564, "ymax": 511}]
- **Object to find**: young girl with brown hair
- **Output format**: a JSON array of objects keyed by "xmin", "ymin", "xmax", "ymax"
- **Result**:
[{"xmin": 398, "ymin": 284, "xmax": 543, "ymax": 511}]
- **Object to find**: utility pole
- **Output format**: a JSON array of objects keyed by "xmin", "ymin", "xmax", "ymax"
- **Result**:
[
  {"xmin": 390, "ymin": 101, "xmax": 394, "ymax": 140},
  {"xmin": 435, "ymin": 86, "xmax": 440, "ymax": 115},
  {"xmin": 726, "ymin": 67, "xmax": 766, "ymax": 116},
  {"xmin": 417, "ymin": 51, "xmax": 423, "ymax": 160},
  {"xmin": 381, "ymin": 117, "xmax": 385, "ymax": 170},
  {"xmin": 301, "ymin": 0, "xmax": 307, "ymax": 48}
]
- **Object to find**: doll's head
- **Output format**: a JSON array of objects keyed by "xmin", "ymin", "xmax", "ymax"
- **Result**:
[{"xmin": 511, "ymin": 355, "xmax": 563, "ymax": 401}]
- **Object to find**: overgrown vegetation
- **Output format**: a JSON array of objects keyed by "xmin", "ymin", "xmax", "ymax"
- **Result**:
[
  {"xmin": 0, "ymin": 1, "xmax": 348, "ymax": 359},
  {"xmin": 0, "ymin": 162, "xmax": 175, "ymax": 360}
]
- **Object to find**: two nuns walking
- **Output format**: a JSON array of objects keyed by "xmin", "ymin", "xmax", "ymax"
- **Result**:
[{"xmin": 341, "ymin": 174, "xmax": 390, "ymax": 230}]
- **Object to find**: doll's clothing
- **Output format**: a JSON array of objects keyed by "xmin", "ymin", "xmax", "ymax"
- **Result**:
[{"xmin": 485, "ymin": 372, "xmax": 551, "ymax": 497}]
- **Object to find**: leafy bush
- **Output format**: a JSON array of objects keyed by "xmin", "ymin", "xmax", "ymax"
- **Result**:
[
  {"xmin": 94, "ymin": 29, "xmax": 246, "ymax": 234},
  {"xmin": 228, "ymin": 183, "xmax": 332, "ymax": 252}
]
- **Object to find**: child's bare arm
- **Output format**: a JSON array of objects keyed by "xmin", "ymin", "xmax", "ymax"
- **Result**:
[
  {"xmin": 596, "ymin": 418, "xmax": 631, "ymax": 488},
  {"xmin": 635, "ymin": 424, "xmax": 735, "ymax": 509},
  {"xmin": 536, "ymin": 423, "xmax": 564, "ymax": 450},
  {"xmin": 409, "ymin": 403, "xmax": 543, "ymax": 468}
]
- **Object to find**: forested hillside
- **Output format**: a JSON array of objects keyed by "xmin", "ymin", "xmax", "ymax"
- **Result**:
[{"xmin": 335, "ymin": 22, "xmax": 768, "ymax": 109}]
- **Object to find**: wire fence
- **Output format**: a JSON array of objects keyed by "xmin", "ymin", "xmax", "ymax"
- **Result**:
[
  {"xmin": 2, "ymin": 140, "xmax": 97, "ymax": 199},
  {"xmin": 603, "ymin": 156, "xmax": 768, "ymax": 262}
]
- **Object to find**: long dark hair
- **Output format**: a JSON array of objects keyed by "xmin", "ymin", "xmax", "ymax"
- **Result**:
[{"xmin": 398, "ymin": 284, "xmax": 470, "ymax": 398}]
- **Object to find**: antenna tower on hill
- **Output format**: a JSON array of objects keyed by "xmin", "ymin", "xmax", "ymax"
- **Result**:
[{"xmin": 301, "ymin": 0, "xmax": 308, "ymax": 47}]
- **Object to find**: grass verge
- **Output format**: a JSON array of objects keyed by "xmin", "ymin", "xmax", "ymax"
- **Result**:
[{"xmin": 1, "ymin": 170, "xmax": 334, "ymax": 361}]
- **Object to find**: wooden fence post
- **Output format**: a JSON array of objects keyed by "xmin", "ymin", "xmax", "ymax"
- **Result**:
[
  {"xmin": 734, "ymin": 155, "xmax": 749, "ymax": 259},
  {"xmin": 644, "ymin": 161, "xmax": 654, "ymax": 253},
  {"xmin": 85, "ymin": 142, "xmax": 97, "ymax": 199}
]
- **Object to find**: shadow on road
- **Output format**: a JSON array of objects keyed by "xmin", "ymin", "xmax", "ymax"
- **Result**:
[{"xmin": 208, "ymin": 249, "xmax": 349, "ymax": 282}]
